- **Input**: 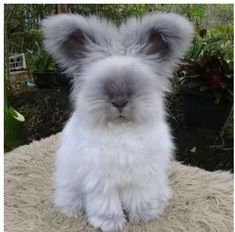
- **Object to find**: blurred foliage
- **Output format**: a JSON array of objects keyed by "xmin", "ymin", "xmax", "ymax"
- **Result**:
[
  {"xmin": 178, "ymin": 14, "xmax": 233, "ymax": 103},
  {"xmin": 186, "ymin": 23, "xmax": 233, "ymax": 61},
  {"xmin": 5, "ymin": 4, "xmax": 52, "ymax": 53},
  {"xmin": 5, "ymin": 4, "xmax": 233, "ymax": 54},
  {"xmin": 205, "ymin": 24, "xmax": 233, "ymax": 60},
  {"xmin": 4, "ymin": 4, "xmax": 233, "ymax": 146},
  {"xmin": 26, "ymin": 47, "xmax": 55, "ymax": 73},
  {"xmin": 177, "ymin": 51, "xmax": 233, "ymax": 103},
  {"xmin": 4, "ymin": 4, "xmax": 234, "ymax": 102},
  {"xmin": 75, "ymin": 4, "xmax": 146, "ymax": 25}
]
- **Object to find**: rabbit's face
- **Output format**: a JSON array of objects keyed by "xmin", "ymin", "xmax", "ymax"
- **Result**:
[
  {"xmin": 77, "ymin": 56, "xmax": 163, "ymax": 126},
  {"xmin": 42, "ymin": 13, "xmax": 194, "ymax": 128}
]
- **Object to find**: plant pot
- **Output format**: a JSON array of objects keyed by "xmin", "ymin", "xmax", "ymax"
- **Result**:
[
  {"xmin": 55, "ymin": 66, "xmax": 73, "ymax": 94},
  {"xmin": 33, "ymin": 71, "xmax": 56, "ymax": 89},
  {"xmin": 181, "ymin": 85, "xmax": 233, "ymax": 132}
]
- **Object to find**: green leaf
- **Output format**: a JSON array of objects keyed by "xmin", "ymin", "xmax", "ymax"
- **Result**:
[{"xmin": 4, "ymin": 105, "xmax": 25, "ymax": 149}]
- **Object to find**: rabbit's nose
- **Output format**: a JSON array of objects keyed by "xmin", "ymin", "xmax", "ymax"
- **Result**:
[{"xmin": 111, "ymin": 99, "xmax": 128, "ymax": 111}]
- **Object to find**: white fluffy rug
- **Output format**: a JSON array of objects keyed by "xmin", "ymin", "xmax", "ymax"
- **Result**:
[{"xmin": 5, "ymin": 134, "xmax": 233, "ymax": 232}]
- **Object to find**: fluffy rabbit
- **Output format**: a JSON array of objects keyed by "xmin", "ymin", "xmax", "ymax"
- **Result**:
[{"xmin": 42, "ymin": 13, "xmax": 193, "ymax": 232}]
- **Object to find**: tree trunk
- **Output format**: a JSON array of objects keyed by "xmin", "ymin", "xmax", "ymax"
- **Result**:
[
  {"xmin": 145, "ymin": 4, "xmax": 155, "ymax": 13},
  {"xmin": 55, "ymin": 4, "xmax": 70, "ymax": 14}
]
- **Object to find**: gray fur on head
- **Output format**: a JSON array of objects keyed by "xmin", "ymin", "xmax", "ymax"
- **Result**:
[
  {"xmin": 42, "ymin": 14, "xmax": 119, "ymax": 75},
  {"xmin": 42, "ymin": 13, "xmax": 194, "ymax": 128},
  {"xmin": 120, "ymin": 13, "xmax": 194, "ymax": 62}
]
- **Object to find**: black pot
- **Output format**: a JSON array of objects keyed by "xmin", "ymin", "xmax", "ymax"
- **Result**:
[
  {"xmin": 55, "ymin": 66, "xmax": 73, "ymax": 94},
  {"xmin": 33, "ymin": 71, "xmax": 56, "ymax": 89},
  {"xmin": 181, "ymin": 85, "xmax": 232, "ymax": 132}
]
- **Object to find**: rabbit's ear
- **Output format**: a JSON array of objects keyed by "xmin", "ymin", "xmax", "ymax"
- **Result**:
[
  {"xmin": 41, "ymin": 14, "xmax": 117, "ymax": 71},
  {"xmin": 60, "ymin": 28, "xmax": 92, "ymax": 60},
  {"xmin": 121, "ymin": 13, "xmax": 194, "ymax": 62}
]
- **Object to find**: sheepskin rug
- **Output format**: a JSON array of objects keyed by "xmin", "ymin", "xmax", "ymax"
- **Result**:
[{"xmin": 5, "ymin": 134, "xmax": 233, "ymax": 232}]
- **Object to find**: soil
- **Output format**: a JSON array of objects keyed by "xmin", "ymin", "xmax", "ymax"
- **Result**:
[{"xmin": 9, "ymin": 83, "xmax": 233, "ymax": 173}]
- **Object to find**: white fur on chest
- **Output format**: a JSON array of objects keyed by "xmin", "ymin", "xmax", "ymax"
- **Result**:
[{"xmin": 56, "ymin": 114, "xmax": 173, "ymax": 191}]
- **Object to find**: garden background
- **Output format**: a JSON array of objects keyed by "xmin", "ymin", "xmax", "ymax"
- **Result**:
[{"xmin": 4, "ymin": 4, "xmax": 234, "ymax": 172}]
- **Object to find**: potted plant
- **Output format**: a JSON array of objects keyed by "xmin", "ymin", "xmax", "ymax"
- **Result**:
[
  {"xmin": 26, "ymin": 48, "xmax": 56, "ymax": 88},
  {"xmin": 176, "ymin": 50, "xmax": 233, "ymax": 131}
]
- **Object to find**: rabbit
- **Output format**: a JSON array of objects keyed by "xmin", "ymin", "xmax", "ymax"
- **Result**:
[{"xmin": 42, "ymin": 12, "xmax": 194, "ymax": 232}]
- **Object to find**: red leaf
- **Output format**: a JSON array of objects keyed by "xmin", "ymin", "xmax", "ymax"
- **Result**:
[{"xmin": 206, "ymin": 71, "xmax": 224, "ymax": 88}]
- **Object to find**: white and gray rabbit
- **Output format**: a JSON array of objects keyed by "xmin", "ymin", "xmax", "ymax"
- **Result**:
[{"xmin": 42, "ymin": 12, "xmax": 193, "ymax": 232}]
